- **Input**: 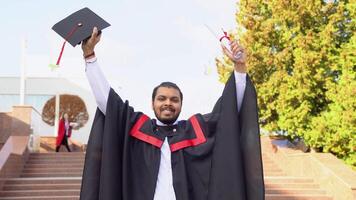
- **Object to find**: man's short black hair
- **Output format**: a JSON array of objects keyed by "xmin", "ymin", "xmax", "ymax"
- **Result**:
[{"xmin": 152, "ymin": 82, "xmax": 183, "ymax": 102}]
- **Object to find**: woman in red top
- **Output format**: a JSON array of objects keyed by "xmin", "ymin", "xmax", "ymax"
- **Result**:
[{"xmin": 56, "ymin": 113, "xmax": 72, "ymax": 152}]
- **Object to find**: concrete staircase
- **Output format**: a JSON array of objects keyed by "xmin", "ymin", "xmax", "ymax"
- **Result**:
[
  {"xmin": 0, "ymin": 148, "xmax": 334, "ymax": 199},
  {"xmin": 263, "ymin": 152, "xmax": 333, "ymax": 200},
  {"xmin": 0, "ymin": 152, "xmax": 84, "ymax": 200}
]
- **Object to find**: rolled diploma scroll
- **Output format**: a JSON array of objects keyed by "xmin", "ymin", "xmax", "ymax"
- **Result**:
[
  {"xmin": 220, "ymin": 37, "xmax": 243, "ymax": 60},
  {"xmin": 204, "ymin": 24, "xmax": 243, "ymax": 60}
]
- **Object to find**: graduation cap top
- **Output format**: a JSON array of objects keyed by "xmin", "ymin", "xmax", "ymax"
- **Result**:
[
  {"xmin": 51, "ymin": 7, "xmax": 110, "ymax": 67},
  {"xmin": 52, "ymin": 7, "xmax": 110, "ymax": 47}
]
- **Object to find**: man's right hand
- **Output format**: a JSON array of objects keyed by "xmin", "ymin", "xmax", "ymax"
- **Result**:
[{"xmin": 82, "ymin": 27, "xmax": 101, "ymax": 58}]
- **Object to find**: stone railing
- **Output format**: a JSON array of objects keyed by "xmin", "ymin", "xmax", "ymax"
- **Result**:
[
  {"xmin": 0, "ymin": 112, "xmax": 12, "ymax": 150},
  {"xmin": 261, "ymin": 136, "xmax": 356, "ymax": 200},
  {"xmin": 0, "ymin": 105, "xmax": 38, "ymax": 190},
  {"xmin": 27, "ymin": 108, "xmax": 44, "ymax": 152},
  {"xmin": 0, "ymin": 136, "xmax": 29, "ymax": 190}
]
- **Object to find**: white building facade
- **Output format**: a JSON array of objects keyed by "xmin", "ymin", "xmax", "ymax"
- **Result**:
[{"xmin": 0, "ymin": 76, "xmax": 97, "ymax": 144}]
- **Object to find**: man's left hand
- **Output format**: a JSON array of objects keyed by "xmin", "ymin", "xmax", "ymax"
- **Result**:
[{"xmin": 221, "ymin": 40, "xmax": 247, "ymax": 73}]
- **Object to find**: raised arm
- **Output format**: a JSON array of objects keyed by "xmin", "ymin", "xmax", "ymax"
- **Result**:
[
  {"xmin": 85, "ymin": 58, "xmax": 110, "ymax": 114},
  {"xmin": 222, "ymin": 41, "xmax": 247, "ymax": 112},
  {"xmin": 234, "ymin": 71, "xmax": 246, "ymax": 112},
  {"xmin": 83, "ymin": 27, "xmax": 110, "ymax": 115}
]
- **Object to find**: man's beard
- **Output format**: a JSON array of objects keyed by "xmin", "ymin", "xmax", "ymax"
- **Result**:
[
  {"xmin": 157, "ymin": 115, "xmax": 179, "ymax": 125},
  {"xmin": 154, "ymin": 109, "xmax": 180, "ymax": 125}
]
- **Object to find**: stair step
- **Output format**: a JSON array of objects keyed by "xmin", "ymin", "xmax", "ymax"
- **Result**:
[
  {"xmin": 263, "ymin": 169, "xmax": 284, "ymax": 172},
  {"xmin": 263, "ymin": 163, "xmax": 280, "ymax": 167},
  {"xmin": 262, "ymin": 157, "xmax": 275, "ymax": 161},
  {"xmin": 0, "ymin": 151, "xmax": 334, "ymax": 200},
  {"xmin": 29, "ymin": 153, "xmax": 85, "ymax": 158},
  {"xmin": 265, "ymin": 183, "xmax": 320, "ymax": 189},
  {"xmin": 264, "ymin": 169, "xmax": 283, "ymax": 172},
  {"xmin": 265, "ymin": 194, "xmax": 333, "ymax": 200},
  {"xmin": 25, "ymin": 160, "xmax": 84, "ymax": 164},
  {"xmin": 20, "ymin": 173, "xmax": 82, "ymax": 178},
  {"xmin": 27, "ymin": 158, "xmax": 85, "ymax": 162},
  {"xmin": 28, "ymin": 155, "xmax": 84, "ymax": 158},
  {"xmin": 22, "ymin": 168, "xmax": 83, "ymax": 173},
  {"xmin": 4, "ymin": 178, "xmax": 81, "ymax": 185},
  {"xmin": 262, "ymin": 160, "xmax": 276, "ymax": 164},
  {"xmin": 30, "ymin": 153, "xmax": 84, "ymax": 156},
  {"xmin": 0, "ymin": 190, "xmax": 79, "ymax": 197},
  {"xmin": 24, "ymin": 164, "xmax": 84, "ymax": 169},
  {"xmin": 266, "ymin": 189, "xmax": 326, "ymax": 195},
  {"xmin": 264, "ymin": 172, "xmax": 286, "ymax": 176},
  {"xmin": 264, "ymin": 177, "xmax": 315, "ymax": 184},
  {"xmin": 3, "ymin": 184, "xmax": 81, "ymax": 191},
  {"xmin": 0, "ymin": 196, "xmax": 79, "ymax": 200},
  {"xmin": 28, "ymin": 155, "xmax": 85, "ymax": 159},
  {"xmin": 263, "ymin": 163, "xmax": 278, "ymax": 167}
]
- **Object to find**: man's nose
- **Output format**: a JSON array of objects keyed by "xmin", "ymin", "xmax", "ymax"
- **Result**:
[{"xmin": 164, "ymin": 99, "xmax": 172, "ymax": 106}]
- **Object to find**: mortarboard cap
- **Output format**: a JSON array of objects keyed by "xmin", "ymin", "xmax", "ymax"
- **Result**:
[
  {"xmin": 52, "ymin": 7, "xmax": 110, "ymax": 47},
  {"xmin": 50, "ymin": 7, "xmax": 110, "ymax": 68}
]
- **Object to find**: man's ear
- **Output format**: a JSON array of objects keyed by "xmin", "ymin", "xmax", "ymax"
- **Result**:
[{"xmin": 151, "ymin": 100, "xmax": 154, "ymax": 110}]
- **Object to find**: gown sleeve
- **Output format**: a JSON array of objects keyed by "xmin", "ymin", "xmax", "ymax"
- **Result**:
[
  {"xmin": 205, "ymin": 72, "xmax": 265, "ymax": 200},
  {"xmin": 81, "ymin": 58, "xmax": 143, "ymax": 199}
]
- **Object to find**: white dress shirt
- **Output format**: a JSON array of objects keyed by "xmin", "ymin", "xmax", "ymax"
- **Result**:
[{"xmin": 85, "ymin": 57, "xmax": 246, "ymax": 200}]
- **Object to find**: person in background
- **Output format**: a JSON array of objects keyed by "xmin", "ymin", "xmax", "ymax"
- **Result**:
[{"xmin": 56, "ymin": 113, "xmax": 73, "ymax": 152}]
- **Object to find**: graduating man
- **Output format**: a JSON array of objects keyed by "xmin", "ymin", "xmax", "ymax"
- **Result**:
[{"xmin": 80, "ymin": 27, "xmax": 264, "ymax": 200}]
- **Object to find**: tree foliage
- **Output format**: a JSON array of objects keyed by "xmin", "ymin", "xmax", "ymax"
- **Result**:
[
  {"xmin": 42, "ymin": 94, "xmax": 89, "ymax": 130},
  {"xmin": 216, "ymin": 0, "xmax": 355, "ymax": 166}
]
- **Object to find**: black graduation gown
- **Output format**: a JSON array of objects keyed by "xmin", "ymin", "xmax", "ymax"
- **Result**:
[{"xmin": 80, "ymin": 73, "xmax": 265, "ymax": 200}]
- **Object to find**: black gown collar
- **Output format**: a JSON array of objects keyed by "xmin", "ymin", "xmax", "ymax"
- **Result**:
[{"xmin": 130, "ymin": 114, "xmax": 206, "ymax": 152}]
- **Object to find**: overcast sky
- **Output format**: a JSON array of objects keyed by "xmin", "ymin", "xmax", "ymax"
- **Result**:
[{"xmin": 1, "ymin": 0, "xmax": 238, "ymax": 119}]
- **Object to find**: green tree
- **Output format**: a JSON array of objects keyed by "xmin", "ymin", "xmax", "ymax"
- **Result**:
[
  {"xmin": 306, "ymin": 33, "xmax": 355, "ymax": 165},
  {"xmin": 216, "ymin": 0, "xmax": 355, "ymax": 166}
]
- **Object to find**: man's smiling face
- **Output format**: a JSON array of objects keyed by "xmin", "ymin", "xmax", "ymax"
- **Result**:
[{"xmin": 152, "ymin": 86, "xmax": 182, "ymax": 125}]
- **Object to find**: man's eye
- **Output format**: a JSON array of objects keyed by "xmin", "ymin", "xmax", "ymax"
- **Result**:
[{"xmin": 171, "ymin": 98, "xmax": 179, "ymax": 103}]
